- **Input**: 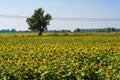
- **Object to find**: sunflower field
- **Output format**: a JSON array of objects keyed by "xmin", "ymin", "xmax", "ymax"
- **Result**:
[{"xmin": 0, "ymin": 32, "xmax": 120, "ymax": 80}]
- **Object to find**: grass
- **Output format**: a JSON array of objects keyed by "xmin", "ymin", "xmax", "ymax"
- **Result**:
[{"xmin": 0, "ymin": 32, "xmax": 119, "ymax": 37}]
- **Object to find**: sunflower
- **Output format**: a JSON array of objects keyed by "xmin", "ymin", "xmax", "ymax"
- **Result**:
[
  {"xmin": 106, "ymin": 69, "xmax": 113, "ymax": 75},
  {"xmin": 20, "ymin": 62, "xmax": 29, "ymax": 67},
  {"xmin": 0, "ymin": 64, "xmax": 3, "ymax": 68},
  {"xmin": 8, "ymin": 60, "xmax": 13, "ymax": 65},
  {"xmin": 60, "ymin": 66, "xmax": 64, "ymax": 71},
  {"xmin": 72, "ymin": 59, "xmax": 77, "ymax": 63},
  {"xmin": 91, "ymin": 62, "xmax": 98, "ymax": 69},
  {"xmin": 98, "ymin": 62, "xmax": 104, "ymax": 69},
  {"xmin": 108, "ymin": 60, "xmax": 113, "ymax": 65},
  {"xmin": 70, "ymin": 63, "xmax": 76, "ymax": 68}
]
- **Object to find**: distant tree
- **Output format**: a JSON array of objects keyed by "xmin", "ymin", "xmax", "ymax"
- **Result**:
[
  {"xmin": 11, "ymin": 29, "xmax": 16, "ymax": 32},
  {"xmin": 74, "ymin": 28, "xmax": 80, "ymax": 32},
  {"xmin": 111, "ymin": 27, "xmax": 116, "ymax": 32},
  {"xmin": 107, "ymin": 27, "xmax": 111, "ymax": 33},
  {"xmin": 26, "ymin": 8, "xmax": 52, "ymax": 35}
]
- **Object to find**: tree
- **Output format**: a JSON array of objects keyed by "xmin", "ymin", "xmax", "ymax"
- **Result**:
[
  {"xmin": 74, "ymin": 28, "xmax": 80, "ymax": 32},
  {"xmin": 107, "ymin": 27, "xmax": 111, "ymax": 33},
  {"xmin": 11, "ymin": 28, "xmax": 16, "ymax": 32},
  {"xmin": 26, "ymin": 8, "xmax": 52, "ymax": 35},
  {"xmin": 111, "ymin": 27, "xmax": 116, "ymax": 32}
]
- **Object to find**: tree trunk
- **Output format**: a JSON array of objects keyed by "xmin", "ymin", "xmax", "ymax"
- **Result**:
[
  {"xmin": 38, "ymin": 27, "xmax": 44, "ymax": 35},
  {"xmin": 38, "ymin": 30, "xmax": 42, "ymax": 35},
  {"xmin": 38, "ymin": 31, "xmax": 42, "ymax": 35}
]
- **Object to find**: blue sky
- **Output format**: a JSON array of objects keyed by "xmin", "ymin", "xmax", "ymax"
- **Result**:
[{"xmin": 0, "ymin": 0, "xmax": 120, "ymax": 31}]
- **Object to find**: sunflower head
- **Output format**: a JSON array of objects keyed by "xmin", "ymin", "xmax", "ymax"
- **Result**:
[{"xmin": 106, "ymin": 69, "xmax": 113, "ymax": 75}]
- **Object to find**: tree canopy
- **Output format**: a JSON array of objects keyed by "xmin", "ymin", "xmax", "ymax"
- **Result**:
[{"xmin": 26, "ymin": 8, "xmax": 52, "ymax": 35}]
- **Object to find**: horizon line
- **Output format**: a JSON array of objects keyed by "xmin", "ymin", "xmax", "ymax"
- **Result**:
[{"xmin": 0, "ymin": 15, "xmax": 120, "ymax": 21}]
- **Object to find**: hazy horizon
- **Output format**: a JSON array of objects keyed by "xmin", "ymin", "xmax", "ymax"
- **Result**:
[{"xmin": 0, "ymin": 0, "xmax": 120, "ymax": 31}]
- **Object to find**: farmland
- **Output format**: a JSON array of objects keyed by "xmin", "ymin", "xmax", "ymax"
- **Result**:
[{"xmin": 0, "ymin": 32, "xmax": 120, "ymax": 80}]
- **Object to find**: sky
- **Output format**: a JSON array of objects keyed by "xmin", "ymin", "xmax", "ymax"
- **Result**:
[{"xmin": 0, "ymin": 0, "xmax": 120, "ymax": 31}]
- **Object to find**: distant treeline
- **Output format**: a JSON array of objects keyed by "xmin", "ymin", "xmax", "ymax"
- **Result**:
[
  {"xmin": 0, "ymin": 29, "xmax": 17, "ymax": 32},
  {"xmin": 0, "ymin": 27, "xmax": 119, "ymax": 33},
  {"xmin": 45, "ymin": 30, "xmax": 71, "ymax": 32},
  {"xmin": 46, "ymin": 27, "xmax": 119, "ymax": 33},
  {"xmin": 74, "ymin": 27, "xmax": 119, "ymax": 32}
]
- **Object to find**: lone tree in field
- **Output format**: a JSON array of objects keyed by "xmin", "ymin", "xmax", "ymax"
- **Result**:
[{"xmin": 26, "ymin": 8, "xmax": 52, "ymax": 35}]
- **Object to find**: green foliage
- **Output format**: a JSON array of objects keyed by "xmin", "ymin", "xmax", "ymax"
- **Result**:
[
  {"xmin": 74, "ymin": 28, "xmax": 80, "ymax": 32},
  {"xmin": 107, "ymin": 27, "xmax": 112, "ymax": 33},
  {"xmin": 26, "ymin": 8, "xmax": 52, "ymax": 35},
  {"xmin": 0, "ymin": 32, "xmax": 120, "ymax": 79}
]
